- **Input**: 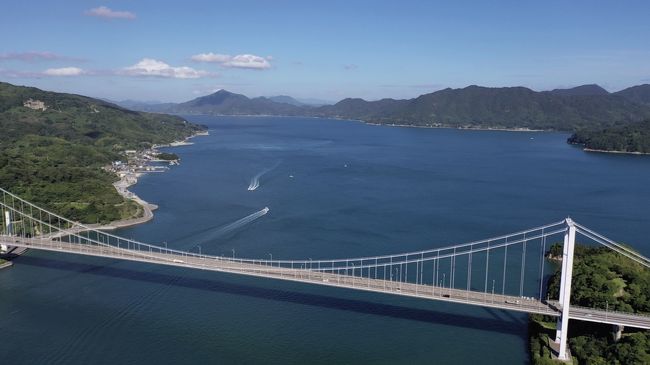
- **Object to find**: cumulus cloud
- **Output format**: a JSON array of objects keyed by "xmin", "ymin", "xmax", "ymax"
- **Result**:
[
  {"xmin": 191, "ymin": 53, "xmax": 231, "ymax": 63},
  {"xmin": 42, "ymin": 67, "xmax": 86, "ymax": 76},
  {"xmin": 85, "ymin": 6, "xmax": 136, "ymax": 20},
  {"xmin": 120, "ymin": 58, "xmax": 211, "ymax": 79},
  {"xmin": 191, "ymin": 52, "xmax": 272, "ymax": 70}
]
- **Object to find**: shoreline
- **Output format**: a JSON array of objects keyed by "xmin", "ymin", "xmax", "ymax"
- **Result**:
[
  {"xmin": 363, "ymin": 121, "xmax": 545, "ymax": 132},
  {"xmin": 583, "ymin": 147, "xmax": 650, "ymax": 156},
  {"xmin": 185, "ymin": 113, "xmax": 550, "ymax": 133},
  {"xmin": 0, "ymin": 129, "xmax": 209, "ymax": 265},
  {"xmin": 104, "ymin": 130, "xmax": 209, "ymax": 231}
]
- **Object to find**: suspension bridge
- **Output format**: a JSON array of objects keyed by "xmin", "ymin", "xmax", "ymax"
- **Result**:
[{"xmin": 1, "ymin": 187, "xmax": 649, "ymax": 361}]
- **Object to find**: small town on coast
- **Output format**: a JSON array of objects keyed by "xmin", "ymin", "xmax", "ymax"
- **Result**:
[{"xmin": 107, "ymin": 130, "xmax": 210, "ymax": 227}]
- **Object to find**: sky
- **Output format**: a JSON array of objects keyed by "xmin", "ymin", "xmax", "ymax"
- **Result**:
[{"xmin": 1, "ymin": 0, "xmax": 649, "ymax": 103}]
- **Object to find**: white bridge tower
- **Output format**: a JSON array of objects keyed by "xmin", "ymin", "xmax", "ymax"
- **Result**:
[{"xmin": 554, "ymin": 218, "xmax": 576, "ymax": 361}]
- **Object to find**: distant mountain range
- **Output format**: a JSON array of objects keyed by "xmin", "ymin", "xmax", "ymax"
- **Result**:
[{"xmin": 122, "ymin": 84, "xmax": 650, "ymax": 131}]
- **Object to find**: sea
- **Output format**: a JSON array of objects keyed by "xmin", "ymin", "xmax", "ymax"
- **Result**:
[{"xmin": 1, "ymin": 116, "xmax": 649, "ymax": 364}]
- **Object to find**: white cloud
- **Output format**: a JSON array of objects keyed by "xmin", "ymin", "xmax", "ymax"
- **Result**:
[
  {"xmin": 191, "ymin": 53, "xmax": 231, "ymax": 63},
  {"xmin": 226, "ymin": 54, "xmax": 271, "ymax": 69},
  {"xmin": 121, "ymin": 58, "xmax": 212, "ymax": 79},
  {"xmin": 191, "ymin": 52, "xmax": 272, "ymax": 70},
  {"xmin": 85, "ymin": 6, "xmax": 136, "ymax": 20},
  {"xmin": 42, "ymin": 67, "xmax": 86, "ymax": 76}
]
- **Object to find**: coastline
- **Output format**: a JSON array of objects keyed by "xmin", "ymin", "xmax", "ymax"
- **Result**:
[
  {"xmin": 105, "ymin": 129, "xmax": 209, "ymax": 231},
  {"xmin": 183, "ymin": 113, "xmax": 549, "ymax": 133},
  {"xmin": 0, "ymin": 129, "xmax": 208, "ymax": 264},
  {"xmin": 363, "ymin": 121, "xmax": 545, "ymax": 132},
  {"xmin": 583, "ymin": 147, "xmax": 650, "ymax": 156}
]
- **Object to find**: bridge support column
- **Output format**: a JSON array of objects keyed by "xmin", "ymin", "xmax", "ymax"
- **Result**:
[
  {"xmin": 613, "ymin": 324, "xmax": 624, "ymax": 342},
  {"xmin": 1, "ymin": 210, "xmax": 10, "ymax": 253},
  {"xmin": 554, "ymin": 218, "xmax": 576, "ymax": 362}
]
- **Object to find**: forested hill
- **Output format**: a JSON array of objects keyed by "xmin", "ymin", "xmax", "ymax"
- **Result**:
[
  {"xmin": 0, "ymin": 82, "xmax": 200, "ymax": 148},
  {"xmin": 568, "ymin": 120, "xmax": 650, "ymax": 154},
  {"xmin": 613, "ymin": 84, "xmax": 650, "ymax": 106},
  {"xmin": 131, "ymin": 84, "xmax": 650, "ymax": 132},
  {"xmin": 0, "ymin": 82, "xmax": 205, "ymax": 223},
  {"xmin": 320, "ymin": 85, "xmax": 650, "ymax": 131}
]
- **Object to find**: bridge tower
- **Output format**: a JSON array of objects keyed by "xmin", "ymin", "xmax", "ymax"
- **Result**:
[
  {"xmin": 554, "ymin": 218, "xmax": 576, "ymax": 361},
  {"xmin": 1, "ymin": 210, "xmax": 10, "ymax": 253},
  {"xmin": 0, "ymin": 210, "xmax": 12, "ymax": 253}
]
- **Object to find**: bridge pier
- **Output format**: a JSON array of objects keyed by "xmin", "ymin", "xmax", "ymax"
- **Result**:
[
  {"xmin": 554, "ymin": 218, "xmax": 576, "ymax": 362},
  {"xmin": 613, "ymin": 324, "xmax": 624, "ymax": 342},
  {"xmin": 1, "ymin": 210, "xmax": 10, "ymax": 253}
]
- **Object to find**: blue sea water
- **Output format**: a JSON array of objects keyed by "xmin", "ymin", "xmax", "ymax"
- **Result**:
[{"xmin": 1, "ymin": 116, "xmax": 649, "ymax": 364}]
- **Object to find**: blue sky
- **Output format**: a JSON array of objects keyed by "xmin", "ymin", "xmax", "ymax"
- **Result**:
[{"xmin": 1, "ymin": 0, "xmax": 649, "ymax": 102}]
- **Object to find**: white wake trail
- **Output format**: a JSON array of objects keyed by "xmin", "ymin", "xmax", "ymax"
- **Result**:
[
  {"xmin": 216, "ymin": 207, "xmax": 270, "ymax": 234},
  {"xmin": 197, "ymin": 207, "xmax": 270, "ymax": 245},
  {"xmin": 247, "ymin": 161, "xmax": 281, "ymax": 191}
]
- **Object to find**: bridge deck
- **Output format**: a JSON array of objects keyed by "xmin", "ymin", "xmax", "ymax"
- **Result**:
[{"xmin": 4, "ymin": 236, "xmax": 649, "ymax": 329}]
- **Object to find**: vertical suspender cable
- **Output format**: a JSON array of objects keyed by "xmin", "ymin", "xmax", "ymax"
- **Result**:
[
  {"xmin": 502, "ymin": 237, "xmax": 508, "ymax": 295},
  {"xmin": 520, "ymin": 233, "xmax": 527, "ymax": 297}
]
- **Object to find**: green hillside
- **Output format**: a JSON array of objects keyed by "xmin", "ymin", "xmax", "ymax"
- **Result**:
[
  {"xmin": 568, "ymin": 120, "xmax": 650, "ymax": 154},
  {"xmin": 530, "ymin": 244, "xmax": 650, "ymax": 365},
  {"xmin": 0, "ymin": 82, "xmax": 204, "ymax": 223}
]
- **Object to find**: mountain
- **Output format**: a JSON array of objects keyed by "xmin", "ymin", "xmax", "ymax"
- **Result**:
[
  {"xmin": 0, "ymin": 81, "xmax": 204, "ymax": 223},
  {"xmin": 314, "ymin": 85, "xmax": 650, "ymax": 131},
  {"xmin": 268, "ymin": 95, "xmax": 304, "ymax": 106},
  {"xmin": 149, "ymin": 90, "xmax": 307, "ymax": 116},
  {"xmin": 614, "ymin": 84, "xmax": 650, "ymax": 105},
  {"xmin": 295, "ymin": 97, "xmax": 333, "ymax": 106},
  {"xmin": 124, "ymin": 84, "xmax": 650, "ymax": 132},
  {"xmin": 113, "ymin": 99, "xmax": 167, "ymax": 109},
  {"xmin": 548, "ymin": 84, "xmax": 610, "ymax": 96},
  {"xmin": 315, "ymin": 97, "xmax": 409, "ymax": 121}
]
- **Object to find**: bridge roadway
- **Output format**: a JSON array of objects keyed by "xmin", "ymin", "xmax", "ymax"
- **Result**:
[{"xmin": 3, "ymin": 236, "xmax": 650, "ymax": 329}]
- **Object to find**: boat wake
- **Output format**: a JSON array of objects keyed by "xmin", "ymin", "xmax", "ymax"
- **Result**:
[
  {"xmin": 248, "ymin": 161, "xmax": 281, "ymax": 191},
  {"xmin": 172, "ymin": 207, "xmax": 271, "ymax": 245},
  {"xmin": 215, "ymin": 207, "xmax": 270, "ymax": 235}
]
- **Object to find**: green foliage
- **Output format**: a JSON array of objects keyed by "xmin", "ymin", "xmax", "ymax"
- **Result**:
[
  {"xmin": 547, "ymin": 245, "xmax": 650, "ymax": 313},
  {"xmin": 547, "ymin": 243, "xmax": 563, "ymax": 258},
  {"xmin": 568, "ymin": 120, "xmax": 650, "ymax": 153},
  {"xmin": 568, "ymin": 332, "xmax": 650, "ymax": 365},
  {"xmin": 529, "ymin": 315, "xmax": 564, "ymax": 365},
  {"xmin": 156, "ymin": 152, "xmax": 179, "ymax": 161},
  {"xmin": 538, "ymin": 244, "xmax": 650, "ymax": 364},
  {"xmin": 0, "ymin": 82, "xmax": 204, "ymax": 224}
]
